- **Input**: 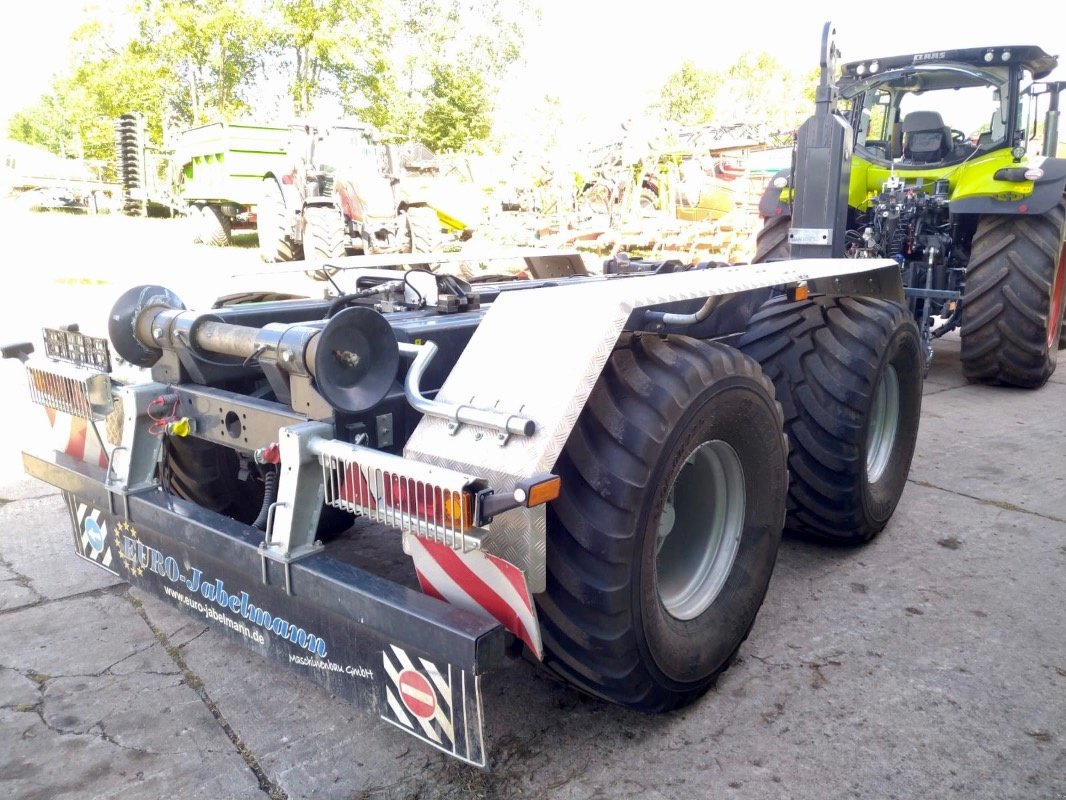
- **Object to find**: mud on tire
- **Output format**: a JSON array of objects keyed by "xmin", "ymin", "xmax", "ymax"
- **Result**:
[
  {"xmin": 739, "ymin": 296, "xmax": 922, "ymax": 544},
  {"xmin": 539, "ymin": 335, "xmax": 788, "ymax": 711}
]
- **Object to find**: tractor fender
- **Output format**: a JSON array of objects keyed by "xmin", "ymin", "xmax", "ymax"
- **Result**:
[
  {"xmin": 263, "ymin": 172, "xmax": 301, "ymax": 213},
  {"xmin": 950, "ymin": 157, "xmax": 1066, "ymax": 216},
  {"xmin": 758, "ymin": 169, "xmax": 791, "ymax": 218}
]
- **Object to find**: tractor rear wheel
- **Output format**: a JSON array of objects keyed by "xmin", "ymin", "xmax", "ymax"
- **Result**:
[
  {"xmin": 960, "ymin": 201, "xmax": 1066, "ymax": 388},
  {"xmin": 200, "ymin": 205, "xmax": 232, "ymax": 247},
  {"xmin": 739, "ymin": 296, "xmax": 922, "ymax": 544},
  {"xmin": 752, "ymin": 215, "xmax": 791, "ymax": 263},
  {"xmin": 539, "ymin": 335, "xmax": 787, "ymax": 711},
  {"xmin": 257, "ymin": 178, "xmax": 298, "ymax": 263},
  {"xmin": 303, "ymin": 205, "xmax": 345, "ymax": 280}
]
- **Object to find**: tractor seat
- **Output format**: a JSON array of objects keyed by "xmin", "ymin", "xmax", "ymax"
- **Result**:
[{"xmin": 902, "ymin": 111, "xmax": 952, "ymax": 163}]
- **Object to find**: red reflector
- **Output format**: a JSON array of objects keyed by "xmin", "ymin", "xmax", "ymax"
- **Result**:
[{"xmin": 337, "ymin": 463, "xmax": 469, "ymax": 530}]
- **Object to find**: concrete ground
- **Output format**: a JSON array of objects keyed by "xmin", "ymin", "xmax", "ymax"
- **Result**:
[{"xmin": 0, "ymin": 209, "xmax": 1064, "ymax": 799}]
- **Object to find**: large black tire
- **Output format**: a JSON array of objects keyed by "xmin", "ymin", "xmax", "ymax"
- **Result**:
[
  {"xmin": 200, "ymin": 205, "xmax": 232, "ymax": 247},
  {"xmin": 303, "ymin": 205, "xmax": 345, "ymax": 280},
  {"xmin": 257, "ymin": 178, "xmax": 299, "ymax": 263},
  {"xmin": 739, "ymin": 296, "xmax": 923, "ymax": 544},
  {"xmin": 161, "ymin": 437, "xmax": 263, "ymax": 525},
  {"xmin": 188, "ymin": 204, "xmax": 204, "ymax": 244},
  {"xmin": 161, "ymin": 437, "xmax": 351, "ymax": 538},
  {"xmin": 405, "ymin": 205, "xmax": 443, "ymax": 254},
  {"xmin": 539, "ymin": 335, "xmax": 788, "ymax": 711},
  {"xmin": 752, "ymin": 214, "xmax": 791, "ymax": 263},
  {"xmin": 960, "ymin": 201, "xmax": 1066, "ymax": 388}
]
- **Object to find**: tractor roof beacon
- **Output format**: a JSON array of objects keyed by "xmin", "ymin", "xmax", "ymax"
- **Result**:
[
  {"xmin": 758, "ymin": 24, "xmax": 1066, "ymax": 389},
  {"xmin": 7, "ymin": 129, "xmax": 923, "ymax": 766}
]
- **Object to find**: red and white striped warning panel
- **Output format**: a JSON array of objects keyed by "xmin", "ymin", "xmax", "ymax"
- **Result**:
[
  {"xmin": 46, "ymin": 408, "xmax": 109, "ymax": 469},
  {"xmin": 381, "ymin": 644, "xmax": 486, "ymax": 767},
  {"xmin": 405, "ymin": 533, "xmax": 543, "ymax": 659}
]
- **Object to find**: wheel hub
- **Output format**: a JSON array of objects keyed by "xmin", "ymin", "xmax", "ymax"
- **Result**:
[
  {"xmin": 656, "ymin": 440, "xmax": 745, "ymax": 621},
  {"xmin": 866, "ymin": 364, "xmax": 900, "ymax": 484}
]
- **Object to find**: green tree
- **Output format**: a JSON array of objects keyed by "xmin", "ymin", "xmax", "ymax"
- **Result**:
[
  {"xmin": 417, "ymin": 63, "xmax": 492, "ymax": 152},
  {"xmin": 150, "ymin": 0, "xmax": 270, "ymax": 124},
  {"xmin": 657, "ymin": 60, "xmax": 719, "ymax": 126},
  {"xmin": 8, "ymin": 14, "xmax": 171, "ymax": 163},
  {"xmin": 360, "ymin": 0, "xmax": 534, "ymax": 149},
  {"xmin": 654, "ymin": 52, "xmax": 818, "ymax": 132},
  {"xmin": 717, "ymin": 51, "xmax": 814, "ymax": 130},
  {"xmin": 8, "ymin": 0, "xmax": 531, "ymax": 164},
  {"xmin": 268, "ymin": 0, "xmax": 390, "ymax": 116}
]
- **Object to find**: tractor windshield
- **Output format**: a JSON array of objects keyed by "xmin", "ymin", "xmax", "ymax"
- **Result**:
[
  {"xmin": 845, "ymin": 65, "xmax": 1012, "ymax": 166},
  {"xmin": 314, "ymin": 127, "xmax": 383, "ymax": 175}
]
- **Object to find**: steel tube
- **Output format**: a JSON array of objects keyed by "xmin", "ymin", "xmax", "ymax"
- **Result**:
[
  {"xmin": 192, "ymin": 320, "xmax": 263, "ymax": 358},
  {"xmin": 398, "ymin": 342, "xmax": 535, "ymax": 437}
]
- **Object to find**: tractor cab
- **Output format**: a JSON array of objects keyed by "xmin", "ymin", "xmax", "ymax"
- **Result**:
[{"xmin": 838, "ymin": 46, "xmax": 1059, "ymax": 172}]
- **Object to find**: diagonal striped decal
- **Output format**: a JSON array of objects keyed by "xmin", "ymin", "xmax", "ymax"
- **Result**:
[
  {"xmin": 64, "ymin": 493, "xmax": 119, "ymax": 576},
  {"xmin": 48, "ymin": 410, "xmax": 109, "ymax": 469},
  {"xmin": 407, "ymin": 534, "xmax": 543, "ymax": 658},
  {"xmin": 380, "ymin": 643, "xmax": 486, "ymax": 767},
  {"xmin": 383, "ymin": 646, "xmax": 454, "ymax": 746}
]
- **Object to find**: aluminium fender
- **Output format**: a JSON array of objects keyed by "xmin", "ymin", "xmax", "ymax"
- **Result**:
[
  {"xmin": 950, "ymin": 157, "xmax": 1066, "ymax": 216},
  {"xmin": 402, "ymin": 258, "xmax": 900, "ymax": 594}
]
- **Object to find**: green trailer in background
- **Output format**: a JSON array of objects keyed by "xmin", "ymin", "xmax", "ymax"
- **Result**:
[{"xmin": 174, "ymin": 121, "xmax": 290, "ymax": 246}]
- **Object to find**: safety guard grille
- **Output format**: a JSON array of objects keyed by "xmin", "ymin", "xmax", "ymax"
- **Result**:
[
  {"xmin": 315, "ymin": 440, "xmax": 481, "ymax": 552},
  {"xmin": 26, "ymin": 361, "xmax": 114, "ymax": 421}
]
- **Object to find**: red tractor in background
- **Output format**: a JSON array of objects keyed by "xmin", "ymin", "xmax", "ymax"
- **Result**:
[{"xmin": 256, "ymin": 123, "xmax": 468, "ymax": 268}]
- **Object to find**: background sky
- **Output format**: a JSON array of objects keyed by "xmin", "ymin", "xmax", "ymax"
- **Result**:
[{"xmin": 4, "ymin": 1, "xmax": 1066, "ymax": 146}]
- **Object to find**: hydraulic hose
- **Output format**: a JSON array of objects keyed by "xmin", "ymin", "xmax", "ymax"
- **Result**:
[{"xmin": 253, "ymin": 467, "xmax": 279, "ymax": 531}]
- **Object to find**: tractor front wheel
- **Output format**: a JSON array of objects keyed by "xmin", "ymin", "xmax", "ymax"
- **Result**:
[
  {"xmin": 960, "ymin": 200, "xmax": 1066, "ymax": 388},
  {"xmin": 302, "ymin": 205, "xmax": 345, "ymax": 280},
  {"xmin": 405, "ymin": 205, "xmax": 443, "ymax": 254},
  {"xmin": 257, "ymin": 178, "xmax": 299, "ymax": 263},
  {"xmin": 539, "ymin": 335, "xmax": 788, "ymax": 711}
]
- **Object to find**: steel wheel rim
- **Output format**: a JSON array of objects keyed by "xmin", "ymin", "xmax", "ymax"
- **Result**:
[
  {"xmin": 866, "ymin": 364, "xmax": 901, "ymax": 484},
  {"xmin": 656, "ymin": 439, "xmax": 745, "ymax": 621}
]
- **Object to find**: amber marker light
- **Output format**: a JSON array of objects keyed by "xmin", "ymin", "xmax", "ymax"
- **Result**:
[{"xmin": 523, "ymin": 475, "xmax": 561, "ymax": 508}]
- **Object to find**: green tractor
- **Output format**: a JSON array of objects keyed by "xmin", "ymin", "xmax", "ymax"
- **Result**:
[{"xmin": 758, "ymin": 25, "xmax": 1066, "ymax": 388}]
